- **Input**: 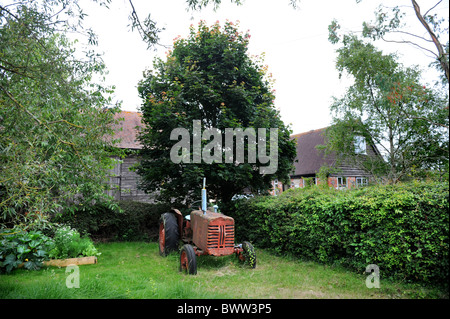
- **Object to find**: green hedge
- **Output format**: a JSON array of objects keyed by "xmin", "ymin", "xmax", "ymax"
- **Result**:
[
  {"xmin": 225, "ymin": 181, "xmax": 449, "ymax": 287},
  {"xmin": 52, "ymin": 201, "xmax": 171, "ymax": 242}
]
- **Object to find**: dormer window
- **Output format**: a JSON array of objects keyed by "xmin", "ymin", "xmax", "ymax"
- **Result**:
[{"xmin": 354, "ymin": 136, "xmax": 367, "ymax": 155}]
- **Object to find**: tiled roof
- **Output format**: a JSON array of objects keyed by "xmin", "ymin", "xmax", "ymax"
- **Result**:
[
  {"xmin": 112, "ymin": 111, "xmax": 144, "ymax": 149},
  {"xmin": 290, "ymin": 127, "xmax": 335, "ymax": 176}
]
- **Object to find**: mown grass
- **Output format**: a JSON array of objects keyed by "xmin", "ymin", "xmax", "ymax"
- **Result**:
[{"xmin": 0, "ymin": 242, "xmax": 447, "ymax": 299}]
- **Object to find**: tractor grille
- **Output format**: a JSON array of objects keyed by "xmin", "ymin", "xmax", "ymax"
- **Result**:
[{"xmin": 207, "ymin": 224, "xmax": 234, "ymax": 249}]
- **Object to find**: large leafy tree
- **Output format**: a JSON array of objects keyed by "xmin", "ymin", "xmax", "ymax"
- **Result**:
[
  {"xmin": 0, "ymin": 1, "xmax": 121, "ymax": 229},
  {"xmin": 136, "ymin": 21, "xmax": 296, "ymax": 205},
  {"xmin": 323, "ymin": 35, "xmax": 449, "ymax": 183}
]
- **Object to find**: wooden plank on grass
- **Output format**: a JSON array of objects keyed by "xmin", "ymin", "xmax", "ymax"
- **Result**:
[{"xmin": 43, "ymin": 256, "xmax": 97, "ymax": 267}]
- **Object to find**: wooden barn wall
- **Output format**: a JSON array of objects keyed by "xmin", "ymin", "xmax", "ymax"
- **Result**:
[{"xmin": 107, "ymin": 155, "xmax": 156, "ymax": 203}]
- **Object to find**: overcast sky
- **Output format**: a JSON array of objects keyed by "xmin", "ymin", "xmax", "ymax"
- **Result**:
[{"xmin": 80, "ymin": 0, "xmax": 449, "ymax": 134}]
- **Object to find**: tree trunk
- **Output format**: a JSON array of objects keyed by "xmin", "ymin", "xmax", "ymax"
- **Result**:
[
  {"xmin": 411, "ymin": 0, "xmax": 449, "ymax": 84},
  {"xmin": 388, "ymin": 125, "xmax": 396, "ymax": 183}
]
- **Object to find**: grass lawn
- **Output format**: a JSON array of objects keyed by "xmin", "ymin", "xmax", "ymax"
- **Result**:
[{"xmin": 0, "ymin": 242, "xmax": 447, "ymax": 299}]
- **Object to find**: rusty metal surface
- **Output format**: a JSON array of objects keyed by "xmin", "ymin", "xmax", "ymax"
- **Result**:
[{"xmin": 190, "ymin": 210, "xmax": 235, "ymax": 256}]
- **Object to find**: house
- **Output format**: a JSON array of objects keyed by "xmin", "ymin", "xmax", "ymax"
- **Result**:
[
  {"xmin": 107, "ymin": 111, "xmax": 155, "ymax": 203},
  {"xmin": 283, "ymin": 127, "xmax": 382, "ymax": 191}
]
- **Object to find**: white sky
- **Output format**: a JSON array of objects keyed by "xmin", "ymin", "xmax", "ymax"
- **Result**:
[{"xmin": 80, "ymin": 0, "xmax": 449, "ymax": 134}]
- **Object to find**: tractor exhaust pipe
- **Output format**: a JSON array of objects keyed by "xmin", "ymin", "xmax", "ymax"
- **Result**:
[{"xmin": 202, "ymin": 177, "xmax": 207, "ymax": 214}]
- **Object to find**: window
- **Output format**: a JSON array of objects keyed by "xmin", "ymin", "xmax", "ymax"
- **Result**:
[
  {"xmin": 337, "ymin": 177, "xmax": 347, "ymax": 189},
  {"xmin": 354, "ymin": 136, "xmax": 367, "ymax": 155},
  {"xmin": 356, "ymin": 177, "xmax": 368, "ymax": 187},
  {"xmin": 291, "ymin": 179, "xmax": 300, "ymax": 188},
  {"xmin": 272, "ymin": 179, "xmax": 280, "ymax": 196}
]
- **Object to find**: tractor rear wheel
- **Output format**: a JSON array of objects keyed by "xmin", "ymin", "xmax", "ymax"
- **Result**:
[
  {"xmin": 242, "ymin": 241, "xmax": 256, "ymax": 268},
  {"xmin": 159, "ymin": 213, "xmax": 179, "ymax": 256},
  {"xmin": 179, "ymin": 244, "xmax": 197, "ymax": 275}
]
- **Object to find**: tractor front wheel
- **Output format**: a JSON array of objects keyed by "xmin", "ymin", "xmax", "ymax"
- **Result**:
[
  {"xmin": 179, "ymin": 244, "xmax": 197, "ymax": 275},
  {"xmin": 159, "ymin": 213, "xmax": 179, "ymax": 256}
]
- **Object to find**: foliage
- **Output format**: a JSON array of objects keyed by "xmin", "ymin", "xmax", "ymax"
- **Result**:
[
  {"xmin": 360, "ymin": 1, "xmax": 449, "ymax": 86},
  {"xmin": 48, "ymin": 225, "xmax": 100, "ymax": 259},
  {"xmin": 136, "ymin": 21, "xmax": 297, "ymax": 205},
  {"xmin": 0, "ymin": 1, "xmax": 123, "ymax": 229},
  {"xmin": 0, "ymin": 224, "xmax": 101, "ymax": 273},
  {"xmin": 52, "ymin": 201, "xmax": 171, "ymax": 242},
  {"xmin": 329, "ymin": 1, "xmax": 449, "ymax": 86},
  {"xmin": 225, "ymin": 181, "xmax": 449, "ymax": 287},
  {"xmin": 0, "ymin": 228, "xmax": 54, "ymax": 273},
  {"xmin": 323, "ymin": 34, "xmax": 449, "ymax": 182}
]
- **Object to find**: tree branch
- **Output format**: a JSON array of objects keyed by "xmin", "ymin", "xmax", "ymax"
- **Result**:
[
  {"xmin": 0, "ymin": 84, "xmax": 43, "ymax": 126},
  {"xmin": 411, "ymin": 0, "xmax": 449, "ymax": 83},
  {"xmin": 388, "ymin": 29, "xmax": 434, "ymax": 43},
  {"xmin": 380, "ymin": 35, "xmax": 438, "ymax": 58},
  {"xmin": 367, "ymin": 77, "xmax": 389, "ymax": 124},
  {"xmin": 127, "ymin": 0, "xmax": 169, "ymax": 49},
  {"xmin": 424, "ymin": 0, "xmax": 443, "ymax": 17},
  {"xmin": 46, "ymin": 119, "xmax": 85, "ymax": 129}
]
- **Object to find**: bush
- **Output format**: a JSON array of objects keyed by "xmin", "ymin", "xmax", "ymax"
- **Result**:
[
  {"xmin": 48, "ymin": 225, "xmax": 100, "ymax": 259},
  {"xmin": 225, "ymin": 181, "xmax": 449, "ymax": 287},
  {"xmin": 52, "ymin": 201, "xmax": 171, "ymax": 242},
  {"xmin": 0, "ymin": 228, "xmax": 54, "ymax": 273}
]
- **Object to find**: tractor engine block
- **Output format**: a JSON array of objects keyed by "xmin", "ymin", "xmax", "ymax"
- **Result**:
[{"xmin": 190, "ymin": 210, "xmax": 235, "ymax": 256}]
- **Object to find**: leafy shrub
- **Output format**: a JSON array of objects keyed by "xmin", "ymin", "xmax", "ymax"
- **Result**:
[
  {"xmin": 48, "ymin": 225, "xmax": 100, "ymax": 259},
  {"xmin": 52, "ymin": 201, "xmax": 171, "ymax": 242},
  {"xmin": 0, "ymin": 228, "xmax": 54, "ymax": 273},
  {"xmin": 225, "ymin": 181, "xmax": 449, "ymax": 287}
]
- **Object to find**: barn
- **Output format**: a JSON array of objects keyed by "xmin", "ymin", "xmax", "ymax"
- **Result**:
[{"xmin": 107, "ymin": 111, "xmax": 155, "ymax": 203}]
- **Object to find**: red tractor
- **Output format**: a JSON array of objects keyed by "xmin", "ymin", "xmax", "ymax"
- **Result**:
[{"xmin": 158, "ymin": 178, "xmax": 256, "ymax": 275}]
